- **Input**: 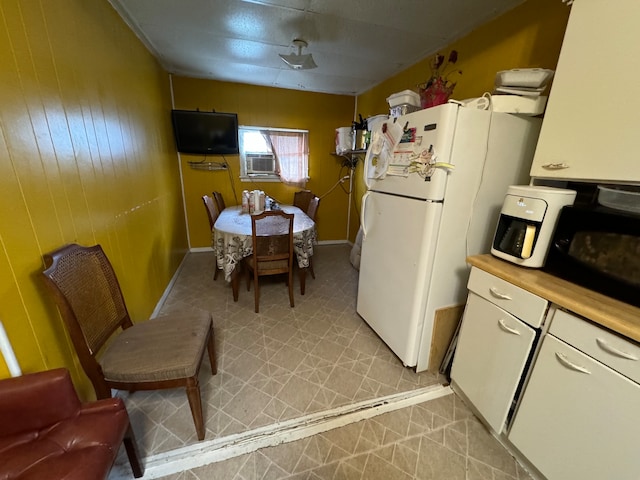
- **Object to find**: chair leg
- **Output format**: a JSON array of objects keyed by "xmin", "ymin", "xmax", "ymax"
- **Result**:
[
  {"xmin": 288, "ymin": 270, "xmax": 294, "ymax": 307},
  {"xmin": 299, "ymin": 267, "xmax": 307, "ymax": 296},
  {"xmin": 309, "ymin": 257, "xmax": 315, "ymax": 279},
  {"xmin": 231, "ymin": 265, "xmax": 240, "ymax": 302},
  {"xmin": 213, "ymin": 267, "xmax": 219, "ymax": 281},
  {"xmin": 92, "ymin": 376, "xmax": 113, "ymax": 400},
  {"xmin": 207, "ymin": 325, "xmax": 217, "ymax": 375},
  {"xmin": 253, "ymin": 269, "xmax": 260, "ymax": 313},
  {"xmin": 123, "ymin": 424, "xmax": 144, "ymax": 478},
  {"xmin": 186, "ymin": 377, "xmax": 205, "ymax": 441}
]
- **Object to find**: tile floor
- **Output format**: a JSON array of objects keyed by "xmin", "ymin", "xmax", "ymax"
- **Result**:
[
  {"xmin": 158, "ymin": 394, "xmax": 533, "ymax": 480},
  {"xmin": 112, "ymin": 244, "xmax": 533, "ymax": 479}
]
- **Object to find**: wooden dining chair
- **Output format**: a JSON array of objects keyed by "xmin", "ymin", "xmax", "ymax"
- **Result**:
[
  {"xmin": 244, "ymin": 211, "xmax": 295, "ymax": 313},
  {"xmin": 306, "ymin": 195, "xmax": 320, "ymax": 222},
  {"xmin": 203, "ymin": 194, "xmax": 222, "ymax": 280},
  {"xmin": 293, "ymin": 190, "xmax": 314, "ymax": 213},
  {"xmin": 41, "ymin": 243, "xmax": 217, "ymax": 441},
  {"xmin": 212, "ymin": 191, "xmax": 226, "ymax": 212}
]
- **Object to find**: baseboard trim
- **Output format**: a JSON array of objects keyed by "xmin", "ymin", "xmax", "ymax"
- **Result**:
[
  {"xmin": 316, "ymin": 239, "xmax": 351, "ymax": 245},
  {"xmin": 189, "ymin": 246, "xmax": 214, "ymax": 253},
  {"xmin": 150, "ymin": 253, "xmax": 190, "ymax": 319}
]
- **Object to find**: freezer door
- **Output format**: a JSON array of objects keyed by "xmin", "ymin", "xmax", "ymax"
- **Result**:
[
  {"xmin": 364, "ymin": 104, "xmax": 458, "ymax": 201},
  {"xmin": 357, "ymin": 191, "xmax": 443, "ymax": 367}
]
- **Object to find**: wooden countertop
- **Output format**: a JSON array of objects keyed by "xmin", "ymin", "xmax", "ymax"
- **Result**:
[{"xmin": 468, "ymin": 254, "xmax": 640, "ymax": 344}]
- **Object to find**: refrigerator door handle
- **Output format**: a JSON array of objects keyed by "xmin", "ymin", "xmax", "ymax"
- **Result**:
[{"xmin": 361, "ymin": 191, "xmax": 371, "ymax": 237}]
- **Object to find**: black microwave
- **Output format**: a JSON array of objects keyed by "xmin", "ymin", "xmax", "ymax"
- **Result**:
[{"xmin": 543, "ymin": 205, "xmax": 640, "ymax": 308}]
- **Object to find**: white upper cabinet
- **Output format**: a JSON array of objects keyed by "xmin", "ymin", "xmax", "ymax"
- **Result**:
[{"xmin": 530, "ymin": 0, "xmax": 640, "ymax": 183}]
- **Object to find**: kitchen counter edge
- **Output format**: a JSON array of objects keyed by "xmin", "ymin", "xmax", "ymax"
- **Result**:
[{"xmin": 467, "ymin": 254, "xmax": 640, "ymax": 344}]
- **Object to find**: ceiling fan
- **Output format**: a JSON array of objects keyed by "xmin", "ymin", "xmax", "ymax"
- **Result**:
[{"xmin": 279, "ymin": 39, "xmax": 317, "ymax": 70}]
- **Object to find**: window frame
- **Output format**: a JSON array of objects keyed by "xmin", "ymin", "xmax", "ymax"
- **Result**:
[{"xmin": 238, "ymin": 126, "xmax": 309, "ymax": 183}]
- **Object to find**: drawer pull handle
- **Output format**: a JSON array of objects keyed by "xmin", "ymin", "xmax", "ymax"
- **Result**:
[
  {"xmin": 555, "ymin": 352, "xmax": 591, "ymax": 374},
  {"xmin": 596, "ymin": 338, "xmax": 639, "ymax": 361},
  {"xmin": 541, "ymin": 162, "xmax": 570, "ymax": 170},
  {"xmin": 498, "ymin": 319, "xmax": 521, "ymax": 335},
  {"xmin": 489, "ymin": 287, "xmax": 512, "ymax": 300}
]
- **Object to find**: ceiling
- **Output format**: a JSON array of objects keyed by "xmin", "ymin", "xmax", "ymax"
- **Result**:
[{"xmin": 109, "ymin": 0, "xmax": 526, "ymax": 96}]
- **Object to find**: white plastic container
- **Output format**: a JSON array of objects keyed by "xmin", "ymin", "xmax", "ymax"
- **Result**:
[
  {"xmin": 389, "ymin": 104, "xmax": 420, "ymax": 118},
  {"xmin": 248, "ymin": 191, "xmax": 255, "ymax": 213},
  {"xmin": 495, "ymin": 68, "xmax": 555, "ymax": 88},
  {"xmin": 335, "ymin": 126, "xmax": 353, "ymax": 154},
  {"xmin": 386, "ymin": 90, "xmax": 421, "ymax": 108},
  {"xmin": 490, "ymin": 95, "xmax": 548, "ymax": 116},
  {"xmin": 252, "ymin": 190, "xmax": 264, "ymax": 214},
  {"xmin": 241, "ymin": 190, "xmax": 249, "ymax": 213}
]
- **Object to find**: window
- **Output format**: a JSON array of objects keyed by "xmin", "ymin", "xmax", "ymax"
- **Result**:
[{"xmin": 239, "ymin": 127, "xmax": 309, "ymax": 185}]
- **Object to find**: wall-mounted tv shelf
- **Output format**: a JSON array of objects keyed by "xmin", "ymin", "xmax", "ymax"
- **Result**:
[
  {"xmin": 332, "ymin": 150, "xmax": 366, "ymax": 169},
  {"xmin": 187, "ymin": 161, "xmax": 228, "ymax": 171}
]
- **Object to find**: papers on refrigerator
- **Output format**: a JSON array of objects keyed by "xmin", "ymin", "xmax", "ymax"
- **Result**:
[{"xmin": 366, "ymin": 119, "xmax": 404, "ymax": 179}]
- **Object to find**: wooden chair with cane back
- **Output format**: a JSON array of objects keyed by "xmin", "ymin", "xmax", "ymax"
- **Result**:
[
  {"xmin": 244, "ymin": 210, "xmax": 295, "ymax": 313},
  {"xmin": 293, "ymin": 190, "xmax": 314, "ymax": 213},
  {"xmin": 212, "ymin": 191, "xmax": 226, "ymax": 212},
  {"xmin": 203, "ymin": 194, "xmax": 222, "ymax": 280},
  {"xmin": 41, "ymin": 243, "xmax": 217, "ymax": 441}
]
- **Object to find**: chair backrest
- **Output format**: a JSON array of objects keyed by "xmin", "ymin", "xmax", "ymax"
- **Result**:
[
  {"xmin": 42, "ymin": 244, "xmax": 132, "ymax": 372},
  {"xmin": 251, "ymin": 211, "xmax": 294, "ymax": 273},
  {"xmin": 293, "ymin": 190, "xmax": 314, "ymax": 213},
  {"xmin": 307, "ymin": 196, "xmax": 320, "ymax": 222},
  {"xmin": 202, "ymin": 194, "xmax": 219, "ymax": 229},
  {"xmin": 212, "ymin": 191, "xmax": 226, "ymax": 212}
]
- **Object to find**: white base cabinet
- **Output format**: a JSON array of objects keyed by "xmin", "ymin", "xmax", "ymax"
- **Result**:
[
  {"xmin": 451, "ymin": 290, "xmax": 537, "ymax": 433},
  {"xmin": 509, "ymin": 329, "xmax": 640, "ymax": 479}
]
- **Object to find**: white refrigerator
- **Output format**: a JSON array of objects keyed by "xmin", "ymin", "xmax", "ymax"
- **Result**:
[{"xmin": 356, "ymin": 103, "xmax": 542, "ymax": 372}]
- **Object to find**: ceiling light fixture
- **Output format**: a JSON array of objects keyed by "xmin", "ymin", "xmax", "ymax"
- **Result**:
[{"xmin": 279, "ymin": 39, "xmax": 317, "ymax": 70}]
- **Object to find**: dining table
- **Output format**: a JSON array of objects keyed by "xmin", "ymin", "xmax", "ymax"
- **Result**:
[{"xmin": 212, "ymin": 205, "xmax": 317, "ymax": 300}]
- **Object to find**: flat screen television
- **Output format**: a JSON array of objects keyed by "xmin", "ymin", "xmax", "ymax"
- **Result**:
[{"xmin": 171, "ymin": 110, "xmax": 239, "ymax": 155}]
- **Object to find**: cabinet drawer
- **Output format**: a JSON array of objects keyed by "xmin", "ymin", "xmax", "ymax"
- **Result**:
[
  {"xmin": 549, "ymin": 309, "xmax": 640, "ymax": 384},
  {"xmin": 467, "ymin": 267, "xmax": 548, "ymax": 328}
]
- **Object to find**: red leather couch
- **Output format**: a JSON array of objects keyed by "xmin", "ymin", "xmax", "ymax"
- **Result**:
[{"xmin": 0, "ymin": 368, "xmax": 143, "ymax": 479}]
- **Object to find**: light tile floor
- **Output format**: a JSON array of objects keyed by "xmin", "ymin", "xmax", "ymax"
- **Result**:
[
  {"xmin": 114, "ymin": 244, "xmax": 533, "ymax": 479},
  {"xmin": 118, "ymin": 244, "xmax": 440, "ymax": 457},
  {"xmin": 159, "ymin": 394, "xmax": 533, "ymax": 480}
]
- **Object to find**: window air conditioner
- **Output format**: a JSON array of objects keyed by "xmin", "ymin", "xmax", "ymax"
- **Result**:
[{"xmin": 246, "ymin": 154, "xmax": 276, "ymax": 175}]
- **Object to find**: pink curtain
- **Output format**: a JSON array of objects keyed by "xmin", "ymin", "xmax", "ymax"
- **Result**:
[{"xmin": 262, "ymin": 130, "xmax": 308, "ymax": 186}]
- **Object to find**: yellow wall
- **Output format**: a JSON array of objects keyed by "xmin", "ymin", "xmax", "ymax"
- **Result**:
[
  {"xmin": 171, "ymin": 77, "xmax": 355, "ymax": 246},
  {"xmin": 351, "ymin": 0, "xmax": 571, "ymax": 241},
  {"xmin": 0, "ymin": 0, "xmax": 571, "ymax": 396},
  {"xmin": 0, "ymin": 0, "xmax": 186, "ymax": 397}
]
